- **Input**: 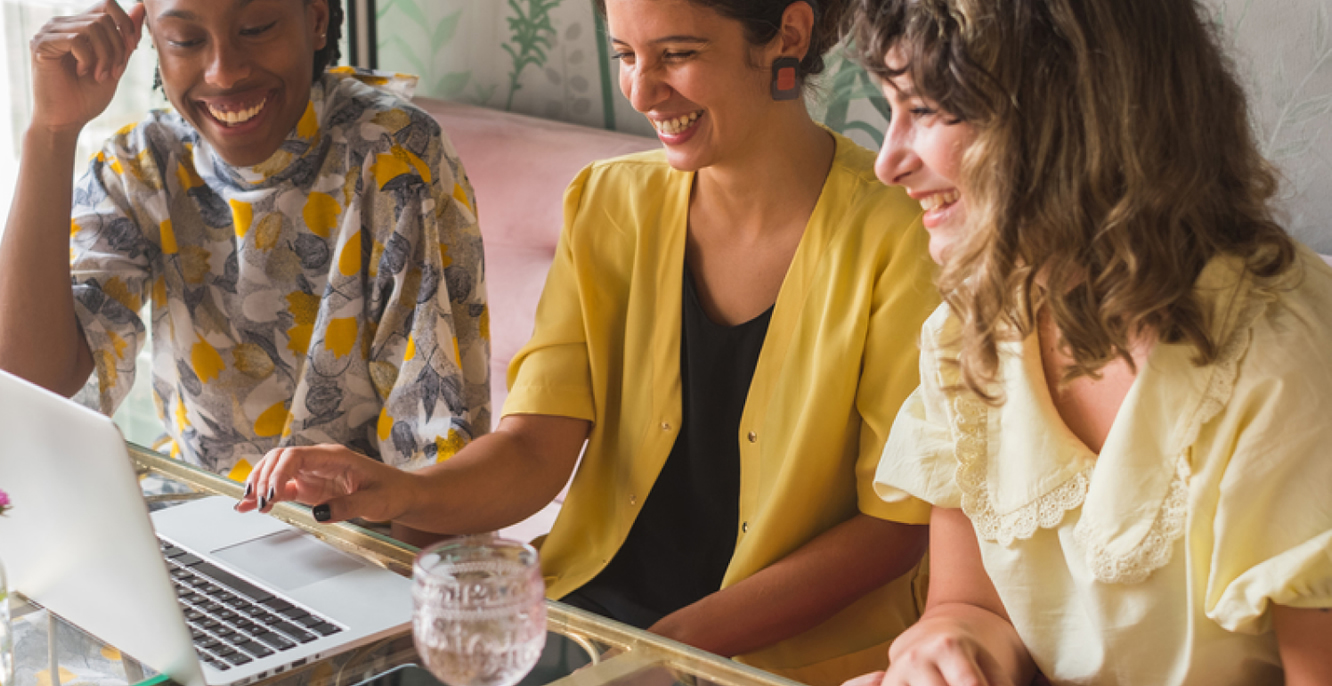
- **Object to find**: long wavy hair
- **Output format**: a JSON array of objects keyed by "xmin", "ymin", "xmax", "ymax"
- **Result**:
[{"xmin": 848, "ymin": 0, "xmax": 1296, "ymax": 399}]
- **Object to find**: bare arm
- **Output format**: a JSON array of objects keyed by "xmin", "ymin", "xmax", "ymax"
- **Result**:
[
  {"xmin": 647, "ymin": 514, "xmax": 927, "ymax": 657},
  {"xmin": 239, "ymin": 413, "xmax": 589, "ymax": 534},
  {"xmin": 1274, "ymin": 605, "xmax": 1332, "ymax": 685},
  {"xmin": 871, "ymin": 506, "xmax": 1035, "ymax": 686},
  {"xmin": 0, "ymin": 128, "xmax": 92, "ymax": 394},
  {"xmin": 0, "ymin": 0, "xmax": 144, "ymax": 395}
]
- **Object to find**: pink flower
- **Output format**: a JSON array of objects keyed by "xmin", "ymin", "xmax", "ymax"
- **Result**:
[{"xmin": 0, "ymin": 487, "xmax": 10, "ymax": 515}]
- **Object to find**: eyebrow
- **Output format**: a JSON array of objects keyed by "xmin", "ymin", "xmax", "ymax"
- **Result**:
[
  {"xmin": 609, "ymin": 35, "xmax": 711, "ymax": 45},
  {"xmin": 158, "ymin": 0, "xmax": 261, "ymax": 21}
]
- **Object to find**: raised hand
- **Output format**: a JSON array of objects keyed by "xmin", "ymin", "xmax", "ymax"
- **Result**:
[
  {"xmin": 236, "ymin": 444, "xmax": 415, "ymax": 524},
  {"xmin": 29, "ymin": 0, "xmax": 146, "ymax": 133}
]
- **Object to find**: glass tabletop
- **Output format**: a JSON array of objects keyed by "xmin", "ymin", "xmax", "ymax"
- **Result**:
[{"xmin": 3, "ymin": 443, "xmax": 804, "ymax": 686}]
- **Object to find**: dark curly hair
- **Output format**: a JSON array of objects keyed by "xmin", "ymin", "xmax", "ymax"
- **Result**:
[
  {"xmin": 593, "ymin": 0, "xmax": 847, "ymax": 79},
  {"xmin": 152, "ymin": 0, "xmax": 343, "ymax": 90}
]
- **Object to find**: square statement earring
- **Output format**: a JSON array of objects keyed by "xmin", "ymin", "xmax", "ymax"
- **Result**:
[{"xmin": 770, "ymin": 57, "xmax": 800, "ymax": 101}]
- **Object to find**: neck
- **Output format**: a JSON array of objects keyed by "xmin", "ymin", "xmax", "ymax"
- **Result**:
[{"xmin": 690, "ymin": 108, "xmax": 835, "ymax": 239}]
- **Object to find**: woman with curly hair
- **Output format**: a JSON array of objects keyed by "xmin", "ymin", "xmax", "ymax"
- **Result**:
[{"xmin": 845, "ymin": 0, "xmax": 1332, "ymax": 683}]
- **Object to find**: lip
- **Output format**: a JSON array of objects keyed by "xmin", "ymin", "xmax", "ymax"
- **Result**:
[
  {"xmin": 649, "ymin": 110, "xmax": 704, "ymax": 146},
  {"xmin": 904, "ymin": 188, "xmax": 962, "ymax": 229},
  {"xmin": 920, "ymin": 195, "xmax": 962, "ymax": 230}
]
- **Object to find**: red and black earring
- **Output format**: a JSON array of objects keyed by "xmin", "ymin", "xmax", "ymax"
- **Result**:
[{"xmin": 770, "ymin": 57, "xmax": 800, "ymax": 101}]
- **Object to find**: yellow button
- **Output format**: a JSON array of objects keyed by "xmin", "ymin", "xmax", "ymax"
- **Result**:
[
  {"xmin": 747, "ymin": 431, "xmax": 757, "ymax": 443},
  {"xmin": 661, "ymin": 422, "xmax": 671, "ymax": 431},
  {"xmin": 741, "ymin": 522, "xmax": 749, "ymax": 533},
  {"xmin": 630, "ymin": 494, "xmax": 637, "ymax": 506}
]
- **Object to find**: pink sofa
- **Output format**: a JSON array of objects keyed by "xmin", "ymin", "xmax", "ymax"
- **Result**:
[{"xmin": 413, "ymin": 98, "xmax": 658, "ymax": 423}]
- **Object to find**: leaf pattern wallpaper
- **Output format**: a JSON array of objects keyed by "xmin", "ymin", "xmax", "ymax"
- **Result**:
[{"xmin": 374, "ymin": 0, "xmax": 1331, "ymax": 252}]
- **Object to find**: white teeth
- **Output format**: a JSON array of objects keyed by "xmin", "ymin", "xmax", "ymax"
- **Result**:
[
  {"xmin": 920, "ymin": 189, "xmax": 960, "ymax": 212},
  {"xmin": 206, "ymin": 98, "xmax": 267, "ymax": 126},
  {"xmin": 653, "ymin": 111, "xmax": 701, "ymax": 135}
]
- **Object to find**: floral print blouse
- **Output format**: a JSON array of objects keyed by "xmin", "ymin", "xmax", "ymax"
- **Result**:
[{"xmin": 69, "ymin": 69, "xmax": 490, "ymax": 479}]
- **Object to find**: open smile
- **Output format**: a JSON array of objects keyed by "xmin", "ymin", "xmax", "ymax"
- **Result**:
[
  {"xmin": 652, "ymin": 110, "xmax": 703, "ymax": 136},
  {"xmin": 198, "ymin": 94, "xmax": 272, "ymax": 129},
  {"xmin": 919, "ymin": 190, "xmax": 960, "ymax": 212}
]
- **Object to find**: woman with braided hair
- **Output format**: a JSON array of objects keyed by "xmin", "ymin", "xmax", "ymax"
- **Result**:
[{"xmin": 0, "ymin": 0, "xmax": 491, "ymax": 542}]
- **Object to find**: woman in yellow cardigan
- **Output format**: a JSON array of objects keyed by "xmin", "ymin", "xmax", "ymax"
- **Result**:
[{"xmin": 239, "ymin": 0, "xmax": 938, "ymax": 681}]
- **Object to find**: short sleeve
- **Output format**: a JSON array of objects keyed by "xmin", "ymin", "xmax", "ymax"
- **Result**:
[
  {"xmin": 69, "ymin": 142, "xmax": 155, "ymax": 416},
  {"xmin": 368, "ymin": 115, "xmax": 491, "ymax": 470},
  {"xmin": 874, "ymin": 305, "xmax": 965, "ymax": 509},
  {"xmin": 1204, "ymin": 277, "xmax": 1332, "ymax": 632},
  {"xmin": 501, "ymin": 165, "xmax": 597, "ymax": 422},
  {"xmin": 855, "ymin": 215, "xmax": 937, "ymax": 524}
]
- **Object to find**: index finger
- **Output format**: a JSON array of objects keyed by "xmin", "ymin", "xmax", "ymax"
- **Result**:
[{"xmin": 99, "ymin": 0, "xmax": 140, "ymax": 52}]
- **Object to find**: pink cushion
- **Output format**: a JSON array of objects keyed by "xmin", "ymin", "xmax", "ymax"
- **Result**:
[{"xmin": 414, "ymin": 98, "xmax": 657, "ymax": 423}]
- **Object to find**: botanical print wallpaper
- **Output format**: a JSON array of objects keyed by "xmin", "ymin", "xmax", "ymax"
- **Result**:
[{"xmin": 374, "ymin": 0, "xmax": 1332, "ymax": 252}]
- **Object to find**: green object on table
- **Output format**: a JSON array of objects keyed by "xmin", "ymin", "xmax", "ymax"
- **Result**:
[{"xmin": 131, "ymin": 673, "xmax": 172, "ymax": 686}]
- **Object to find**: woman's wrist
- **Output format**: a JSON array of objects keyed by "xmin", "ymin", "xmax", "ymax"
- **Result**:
[{"xmin": 24, "ymin": 122, "xmax": 83, "ymax": 153}]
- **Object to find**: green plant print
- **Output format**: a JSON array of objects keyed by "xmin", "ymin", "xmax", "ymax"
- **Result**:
[
  {"xmin": 593, "ymin": 6, "xmax": 617, "ymax": 130},
  {"xmin": 376, "ymin": 0, "xmax": 478, "ymax": 101},
  {"xmin": 819, "ymin": 49, "xmax": 891, "ymax": 148},
  {"xmin": 503, "ymin": 0, "xmax": 564, "ymax": 111}
]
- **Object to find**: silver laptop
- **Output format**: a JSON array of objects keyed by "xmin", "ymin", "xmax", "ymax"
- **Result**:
[{"xmin": 0, "ymin": 369, "xmax": 412, "ymax": 686}]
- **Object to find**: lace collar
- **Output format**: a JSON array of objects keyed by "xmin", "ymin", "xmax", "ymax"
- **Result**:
[{"xmin": 940, "ymin": 254, "xmax": 1274, "ymax": 584}]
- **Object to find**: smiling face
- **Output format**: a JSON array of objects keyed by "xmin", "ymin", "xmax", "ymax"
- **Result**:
[
  {"xmin": 875, "ymin": 50, "xmax": 978, "ymax": 265},
  {"xmin": 146, "ymin": 0, "xmax": 328, "ymax": 167},
  {"xmin": 605, "ymin": 0, "xmax": 785, "ymax": 172}
]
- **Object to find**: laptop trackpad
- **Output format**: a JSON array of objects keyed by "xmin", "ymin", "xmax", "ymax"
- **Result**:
[{"xmin": 212, "ymin": 530, "xmax": 365, "ymax": 591}]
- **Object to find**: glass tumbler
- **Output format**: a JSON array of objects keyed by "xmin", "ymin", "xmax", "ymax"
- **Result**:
[{"xmin": 412, "ymin": 536, "xmax": 547, "ymax": 686}]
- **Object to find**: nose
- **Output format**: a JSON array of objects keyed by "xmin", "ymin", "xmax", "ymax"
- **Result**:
[
  {"xmin": 620, "ymin": 61, "xmax": 669, "ymax": 114},
  {"xmin": 204, "ymin": 39, "xmax": 251, "ymax": 90},
  {"xmin": 875, "ymin": 115, "xmax": 917, "ymax": 187}
]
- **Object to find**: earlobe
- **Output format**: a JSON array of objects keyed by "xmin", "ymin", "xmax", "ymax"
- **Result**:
[{"xmin": 310, "ymin": 0, "xmax": 331, "ymax": 48}]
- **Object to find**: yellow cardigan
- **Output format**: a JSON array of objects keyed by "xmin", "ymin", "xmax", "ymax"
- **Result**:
[{"xmin": 504, "ymin": 132, "xmax": 938, "ymax": 685}]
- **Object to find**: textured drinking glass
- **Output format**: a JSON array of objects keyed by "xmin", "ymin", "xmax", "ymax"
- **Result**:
[{"xmin": 413, "ymin": 536, "xmax": 547, "ymax": 686}]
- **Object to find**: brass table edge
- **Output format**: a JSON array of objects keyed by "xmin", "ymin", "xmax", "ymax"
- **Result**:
[{"xmin": 125, "ymin": 444, "xmax": 805, "ymax": 686}]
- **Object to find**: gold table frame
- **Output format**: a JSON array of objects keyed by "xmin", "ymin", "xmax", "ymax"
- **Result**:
[{"xmin": 4, "ymin": 444, "xmax": 805, "ymax": 686}]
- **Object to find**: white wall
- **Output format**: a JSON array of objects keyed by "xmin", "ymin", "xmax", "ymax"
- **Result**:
[{"xmin": 1217, "ymin": 0, "xmax": 1332, "ymax": 252}]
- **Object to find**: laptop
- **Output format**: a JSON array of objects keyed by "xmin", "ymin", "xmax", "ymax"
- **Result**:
[{"xmin": 0, "ymin": 369, "xmax": 413, "ymax": 686}]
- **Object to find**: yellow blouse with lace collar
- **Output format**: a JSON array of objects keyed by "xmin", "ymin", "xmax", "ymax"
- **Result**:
[{"xmin": 875, "ymin": 247, "xmax": 1332, "ymax": 685}]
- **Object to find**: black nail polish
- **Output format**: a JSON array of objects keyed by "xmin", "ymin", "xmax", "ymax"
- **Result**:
[
  {"xmin": 258, "ymin": 496, "xmax": 268, "ymax": 511},
  {"xmin": 243, "ymin": 482, "xmax": 252, "ymax": 498},
  {"xmin": 267, "ymin": 485, "xmax": 275, "ymax": 501},
  {"xmin": 313, "ymin": 504, "xmax": 331, "ymax": 522}
]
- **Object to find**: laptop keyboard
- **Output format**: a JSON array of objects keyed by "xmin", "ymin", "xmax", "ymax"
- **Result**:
[{"xmin": 159, "ymin": 538, "xmax": 344, "ymax": 671}]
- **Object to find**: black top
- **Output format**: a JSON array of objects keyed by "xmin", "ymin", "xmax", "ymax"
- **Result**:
[{"xmin": 562, "ymin": 261, "xmax": 773, "ymax": 628}]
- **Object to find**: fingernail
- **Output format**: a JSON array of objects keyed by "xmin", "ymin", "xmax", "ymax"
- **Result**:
[
  {"xmin": 258, "ymin": 496, "xmax": 268, "ymax": 511},
  {"xmin": 313, "ymin": 504, "xmax": 331, "ymax": 522},
  {"xmin": 267, "ymin": 485, "xmax": 275, "ymax": 501},
  {"xmin": 243, "ymin": 482, "xmax": 252, "ymax": 498}
]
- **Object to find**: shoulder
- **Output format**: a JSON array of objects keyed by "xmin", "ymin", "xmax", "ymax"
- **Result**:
[
  {"xmin": 319, "ymin": 72, "xmax": 445, "ymax": 161},
  {"xmin": 824, "ymin": 130, "xmax": 924, "ymax": 227},
  {"xmin": 98, "ymin": 109, "xmax": 196, "ymax": 163},
  {"xmin": 1241, "ymin": 247, "xmax": 1332, "ymax": 377},
  {"xmin": 579, "ymin": 148, "xmax": 674, "ymax": 187},
  {"xmin": 565, "ymin": 148, "xmax": 676, "ymax": 210},
  {"xmin": 84, "ymin": 110, "xmax": 196, "ymax": 194}
]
